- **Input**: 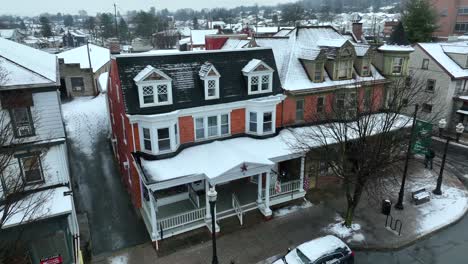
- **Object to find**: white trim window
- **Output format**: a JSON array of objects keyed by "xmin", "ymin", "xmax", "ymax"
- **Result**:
[
  {"xmin": 135, "ymin": 66, "xmax": 173, "ymax": 108},
  {"xmin": 194, "ymin": 113, "xmax": 230, "ymax": 141},
  {"xmin": 263, "ymin": 112, "xmax": 273, "ymax": 132},
  {"xmin": 247, "ymin": 108, "xmax": 276, "ymax": 135},
  {"xmin": 242, "ymin": 59, "xmax": 274, "ymax": 95},
  {"xmin": 142, "ymin": 127, "xmax": 152, "ymax": 151},
  {"xmin": 249, "ymin": 112, "xmax": 257, "ymax": 133},
  {"xmin": 157, "ymin": 128, "xmax": 171, "ymax": 152},
  {"xmin": 392, "ymin": 57, "xmax": 404, "ymax": 74},
  {"xmin": 199, "ymin": 62, "xmax": 221, "ymax": 100},
  {"xmin": 19, "ymin": 154, "xmax": 44, "ymax": 184}
]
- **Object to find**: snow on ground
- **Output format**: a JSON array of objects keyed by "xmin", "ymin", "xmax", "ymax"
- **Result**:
[
  {"xmin": 415, "ymin": 186, "xmax": 468, "ymax": 234},
  {"xmin": 323, "ymin": 214, "xmax": 365, "ymax": 243},
  {"xmin": 273, "ymin": 198, "xmax": 313, "ymax": 217},
  {"xmin": 108, "ymin": 253, "xmax": 128, "ymax": 264},
  {"xmin": 62, "ymin": 95, "xmax": 109, "ymax": 156}
]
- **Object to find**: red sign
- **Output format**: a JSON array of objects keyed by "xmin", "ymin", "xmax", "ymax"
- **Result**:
[{"xmin": 40, "ymin": 256, "xmax": 63, "ymax": 264}]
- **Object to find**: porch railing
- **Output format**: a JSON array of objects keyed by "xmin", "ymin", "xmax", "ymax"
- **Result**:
[
  {"xmin": 264, "ymin": 179, "xmax": 302, "ymax": 198},
  {"xmin": 157, "ymin": 207, "xmax": 205, "ymax": 231},
  {"xmin": 188, "ymin": 184, "xmax": 200, "ymax": 208},
  {"xmin": 232, "ymin": 193, "xmax": 244, "ymax": 225}
]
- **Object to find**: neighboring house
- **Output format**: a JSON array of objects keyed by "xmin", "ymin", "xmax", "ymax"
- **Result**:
[
  {"xmin": 0, "ymin": 38, "xmax": 79, "ymax": 263},
  {"xmin": 63, "ymin": 30, "xmax": 88, "ymax": 47},
  {"xmin": 253, "ymin": 26, "xmax": 280, "ymax": 37},
  {"xmin": 188, "ymin": 29, "xmax": 219, "ymax": 50},
  {"xmin": 410, "ymin": 41, "xmax": 468, "ymax": 131},
  {"xmin": 432, "ymin": 0, "xmax": 468, "ymax": 39},
  {"xmin": 107, "ymin": 48, "xmax": 309, "ymax": 246},
  {"xmin": 57, "ymin": 44, "xmax": 110, "ymax": 98},
  {"xmin": 0, "ymin": 29, "xmax": 22, "ymax": 42},
  {"xmin": 253, "ymin": 26, "xmax": 388, "ymax": 189},
  {"xmin": 205, "ymin": 34, "xmax": 249, "ymax": 50}
]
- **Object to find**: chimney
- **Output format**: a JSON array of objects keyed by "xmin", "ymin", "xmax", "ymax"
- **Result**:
[{"xmin": 352, "ymin": 22, "xmax": 363, "ymax": 42}]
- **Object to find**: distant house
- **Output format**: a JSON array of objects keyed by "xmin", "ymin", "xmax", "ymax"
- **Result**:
[
  {"xmin": 188, "ymin": 29, "xmax": 219, "ymax": 50},
  {"xmin": 62, "ymin": 30, "xmax": 88, "ymax": 47},
  {"xmin": 0, "ymin": 37, "xmax": 80, "ymax": 264},
  {"xmin": 131, "ymin": 38, "xmax": 153, "ymax": 53},
  {"xmin": 57, "ymin": 44, "xmax": 110, "ymax": 98},
  {"xmin": 0, "ymin": 29, "xmax": 22, "ymax": 42},
  {"xmin": 410, "ymin": 41, "xmax": 468, "ymax": 131}
]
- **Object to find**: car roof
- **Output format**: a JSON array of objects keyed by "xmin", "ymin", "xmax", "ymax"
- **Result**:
[{"xmin": 296, "ymin": 235, "xmax": 349, "ymax": 262}]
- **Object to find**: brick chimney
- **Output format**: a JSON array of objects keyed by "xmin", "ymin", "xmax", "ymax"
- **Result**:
[{"xmin": 352, "ymin": 22, "xmax": 363, "ymax": 42}]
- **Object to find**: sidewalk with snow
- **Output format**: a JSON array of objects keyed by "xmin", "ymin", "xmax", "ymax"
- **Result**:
[{"xmin": 92, "ymin": 158, "xmax": 468, "ymax": 264}]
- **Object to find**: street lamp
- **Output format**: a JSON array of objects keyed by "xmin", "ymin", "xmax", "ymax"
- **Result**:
[
  {"xmin": 433, "ymin": 120, "xmax": 465, "ymax": 195},
  {"xmin": 456, "ymin": 123, "xmax": 465, "ymax": 142},
  {"xmin": 207, "ymin": 187, "xmax": 219, "ymax": 264},
  {"xmin": 438, "ymin": 118, "xmax": 447, "ymax": 137}
]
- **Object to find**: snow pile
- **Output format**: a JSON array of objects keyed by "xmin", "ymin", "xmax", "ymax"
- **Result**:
[
  {"xmin": 274, "ymin": 198, "xmax": 313, "ymax": 217},
  {"xmin": 62, "ymin": 95, "xmax": 109, "ymax": 156},
  {"xmin": 108, "ymin": 253, "xmax": 128, "ymax": 264},
  {"xmin": 323, "ymin": 214, "xmax": 365, "ymax": 243},
  {"xmin": 415, "ymin": 186, "xmax": 468, "ymax": 234}
]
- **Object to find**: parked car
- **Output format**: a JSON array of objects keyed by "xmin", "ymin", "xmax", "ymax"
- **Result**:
[{"xmin": 271, "ymin": 235, "xmax": 354, "ymax": 264}]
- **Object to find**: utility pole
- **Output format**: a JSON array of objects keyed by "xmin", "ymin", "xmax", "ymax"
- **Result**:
[
  {"xmin": 395, "ymin": 104, "xmax": 419, "ymax": 210},
  {"xmin": 86, "ymin": 40, "xmax": 97, "ymax": 95},
  {"xmin": 114, "ymin": 3, "xmax": 119, "ymax": 41}
]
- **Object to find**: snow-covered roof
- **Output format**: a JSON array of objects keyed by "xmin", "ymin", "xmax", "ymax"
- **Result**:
[
  {"xmin": 258, "ymin": 27, "xmax": 383, "ymax": 92},
  {"xmin": 0, "ymin": 29, "xmax": 16, "ymax": 39},
  {"xmin": 141, "ymin": 113, "xmax": 410, "ymax": 184},
  {"xmin": 179, "ymin": 37, "xmax": 191, "ymax": 45},
  {"xmin": 0, "ymin": 37, "xmax": 57, "ymax": 87},
  {"xmin": 98, "ymin": 72, "xmax": 108, "ymax": 93},
  {"xmin": 353, "ymin": 43, "xmax": 371, "ymax": 56},
  {"xmin": 442, "ymin": 44, "xmax": 468, "ymax": 54},
  {"xmin": 378, "ymin": 44, "xmax": 414, "ymax": 52},
  {"xmin": 191, "ymin": 29, "xmax": 218, "ymax": 45},
  {"xmin": 273, "ymin": 28, "xmax": 293, "ymax": 37},
  {"xmin": 199, "ymin": 62, "xmax": 220, "ymax": 78},
  {"xmin": 58, "ymin": 44, "xmax": 110, "ymax": 73},
  {"xmin": 242, "ymin": 59, "xmax": 273, "ymax": 73},
  {"xmin": 255, "ymin": 27, "xmax": 279, "ymax": 34},
  {"xmin": 418, "ymin": 42, "xmax": 468, "ymax": 79},
  {"xmin": 1, "ymin": 186, "xmax": 73, "ymax": 229},
  {"xmin": 221, "ymin": 39, "xmax": 250, "ymax": 50}
]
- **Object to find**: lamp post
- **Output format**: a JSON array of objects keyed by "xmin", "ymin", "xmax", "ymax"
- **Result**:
[
  {"xmin": 207, "ymin": 187, "xmax": 219, "ymax": 264},
  {"xmin": 433, "ymin": 120, "xmax": 465, "ymax": 195}
]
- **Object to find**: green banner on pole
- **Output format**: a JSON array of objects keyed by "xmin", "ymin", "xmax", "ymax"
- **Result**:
[{"xmin": 412, "ymin": 120, "xmax": 433, "ymax": 155}]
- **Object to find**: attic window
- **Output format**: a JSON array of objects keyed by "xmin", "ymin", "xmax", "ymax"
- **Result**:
[
  {"xmin": 199, "ymin": 63, "xmax": 221, "ymax": 100},
  {"xmin": 134, "ymin": 66, "xmax": 173, "ymax": 108},
  {"xmin": 242, "ymin": 59, "xmax": 274, "ymax": 95}
]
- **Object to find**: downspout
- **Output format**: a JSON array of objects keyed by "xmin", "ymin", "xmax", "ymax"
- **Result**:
[{"xmin": 131, "ymin": 121, "xmax": 137, "ymax": 152}]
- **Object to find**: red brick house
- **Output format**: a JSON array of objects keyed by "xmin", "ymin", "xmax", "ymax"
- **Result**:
[{"xmin": 106, "ymin": 26, "xmax": 391, "ymax": 246}]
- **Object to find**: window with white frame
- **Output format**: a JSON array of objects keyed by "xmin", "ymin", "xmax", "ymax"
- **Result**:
[
  {"xmin": 261, "ymin": 75, "xmax": 270, "ymax": 90},
  {"xmin": 157, "ymin": 128, "xmax": 171, "ymax": 151},
  {"xmin": 19, "ymin": 154, "xmax": 44, "ymax": 184},
  {"xmin": 422, "ymin": 59, "xmax": 429, "ymax": 70},
  {"xmin": 337, "ymin": 60, "xmax": 352, "ymax": 79},
  {"xmin": 195, "ymin": 117, "xmax": 205, "ymax": 140},
  {"xmin": 243, "ymin": 60, "xmax": 274, "ymax": 94},
  {"xmin": 135, "ymin": 67, "xmax": 173, "ymax": 107},
  {"xmin": 142, "ymin": 128, "xmax": 152, "ymax": 151},
  {"xmin": 204, "ymin": 79, "xmax": 219, "ymax": 100},
  {"xmin": 174, "ymin": 124, "xmax": 179, "ymax": 146},
  {"xmin": 249, "ymin": 112, "xmax": 257, "ymax": 132},
  {"xmin": 392, "ymin": 57, "xmax": 403, "ymax": 74},
  {"xmin": 194, "ymin": 114, "xmax": 230, "ymax": 140},
  {"xmin": 263, "ymin": 112, "xmax": 273, "ymax": 132},
  {"xmin": 314, "ymin": 63, "xmax": 323, "ymax": 82}
]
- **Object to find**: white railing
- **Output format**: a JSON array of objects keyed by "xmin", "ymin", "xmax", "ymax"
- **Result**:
[
  {"xmin": 264, "ymin": 179, "xmax": 301, "ymax": 198},
  {"xmin": 188, "ymin": 184, "xmax": 200, "ymax": 208},
  {"xmin": 232, "ymin": 193, "xmax": 244, "ymax": 225},
  {"xmin": 157, "ymin": 207, "xmax": 205, "ymax": 231}
]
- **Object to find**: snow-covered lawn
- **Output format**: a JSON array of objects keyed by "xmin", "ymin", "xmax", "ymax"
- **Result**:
[
  {"xmin": 323, "ymin": 214, "xmax": 365, "ymax": 243},
  {"xmin": 62, "ymin": 95, "xmax": 108, "ymax": 155},
  {"xmin": 273, "ymin": 198, "xmax": 313, "ymax": 217}
]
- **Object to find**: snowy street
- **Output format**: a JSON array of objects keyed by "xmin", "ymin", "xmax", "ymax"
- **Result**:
[{"xmin": 62, "ymin": 96, "xmax": 149, "ymax": 256}]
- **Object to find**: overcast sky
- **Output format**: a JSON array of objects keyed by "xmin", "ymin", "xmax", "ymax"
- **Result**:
[{"xmin": 2, "ymin": 0, "xmax": 297, "ymax": 16}]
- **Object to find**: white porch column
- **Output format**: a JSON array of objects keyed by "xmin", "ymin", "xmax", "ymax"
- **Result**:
[
  {"xmin": 257, "ymin": 174, "xmax": 263, "ymax": 204},
  {"xmin": 264, "ymin": 172, "xmax": 272, "ymax": 217},
  {"xmin": 149, "ymin": 191, "xmax": 158, "ymax": 240},
  {"xmin": 300, "ymin": 156, "xmax": 305, "ymax": 192},
  {"xmin": 205, "ymin": 180, "xmax": 211, "ymax": 219}
]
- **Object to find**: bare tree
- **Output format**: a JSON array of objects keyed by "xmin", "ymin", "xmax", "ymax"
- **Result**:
[
  {"xmin": 288, "ymin": 74, "xmax": 441, "ymax": 227},
  {"xmin": 0, "ymin": 63, "xmax": 52, "ymax": 262}
]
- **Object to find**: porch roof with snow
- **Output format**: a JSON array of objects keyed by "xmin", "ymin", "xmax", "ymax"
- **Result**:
[{"xmin": 1, "ymin": 187, "xmax": 73, "ymax": 229}]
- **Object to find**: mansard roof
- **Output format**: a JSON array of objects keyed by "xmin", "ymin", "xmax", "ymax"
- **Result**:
[{"xmin": 114, "ymin": 48, "xmax": 282, "ymax": 115}]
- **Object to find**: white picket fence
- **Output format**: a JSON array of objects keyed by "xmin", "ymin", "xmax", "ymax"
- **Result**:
[{"xmin": 158, "ymin": 207, "xmax": 205, "ymax": 231}]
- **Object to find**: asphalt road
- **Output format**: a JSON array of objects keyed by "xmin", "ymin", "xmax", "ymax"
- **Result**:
[
  {"xmin": 68, "ymin": 133, "xmax": 149, "ymax": 256},
  {"xmin": 355, "ymin": 139, "xmax": 468, "ymax": 263}
]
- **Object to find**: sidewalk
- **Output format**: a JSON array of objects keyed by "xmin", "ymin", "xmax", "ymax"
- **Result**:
[{"xmin": 94, "ymin": 161, "xmax": 468, "ymax": 264}]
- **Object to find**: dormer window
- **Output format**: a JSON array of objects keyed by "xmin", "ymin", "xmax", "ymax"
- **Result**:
[
  {"xmin": 362, "ymin": 59, "xmax": 370, "ymax": 76},
  {"xmin": 392, "ymin": 57, "xmax": 403, "ymax": 74},
  {"xmin": 242, "ymin": 59, "xmax": 274, "ymax": 95},
  {"xmin": 199, "ymin": 62, "xmax": 221, "ymax": 100},
  {"xmin": 314, "ymin": 63, "xmax": 324, "ymax": 82},
  {"xmin": 337, "ymin": 60, "xmax": 353, "ymax": 79},
  {"xmin": 134, "ymin": 65, "xmax": 173, "ymax": 108}
]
